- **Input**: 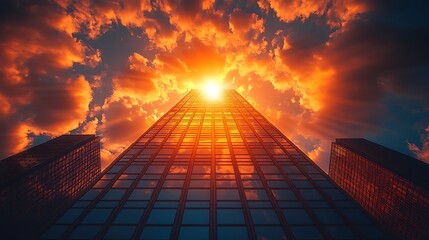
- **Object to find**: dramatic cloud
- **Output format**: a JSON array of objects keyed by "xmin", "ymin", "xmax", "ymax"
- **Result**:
[
  {"xmin": 1, "ymin": 0, "xmax": 428, "ymax": 171},
  {"xmin": 408, "ymin": 126, "xmax": 429, "ymax": 164},
  {"xmin": 0, "ymin": 1, "xmax": 92, "ymax": 158}
]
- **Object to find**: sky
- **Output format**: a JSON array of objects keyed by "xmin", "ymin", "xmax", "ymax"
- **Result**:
[{"xmin": 1, "ymin": 0, "xmax": 428, "ymax": 171}]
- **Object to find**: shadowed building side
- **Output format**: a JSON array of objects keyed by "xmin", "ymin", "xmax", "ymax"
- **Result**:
[
  {"xmin": 0, "ymin": 135, "xmax": 101, "ymax": 239},
  {"xmin": 329, "ymin": 138, "xmax": 429, "ymax": 240}
]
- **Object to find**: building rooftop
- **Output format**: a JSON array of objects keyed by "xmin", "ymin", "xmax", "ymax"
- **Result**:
[
  {"xmin": 335, "ymin": 138, "xmax": 429, "ymax": 191},
  {"xmin": 0, "ymin": 135, "xmax": 97, "ymax": 185}
]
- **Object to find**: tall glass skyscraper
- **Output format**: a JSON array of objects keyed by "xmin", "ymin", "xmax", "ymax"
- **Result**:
[
  {"xmin": 329, "ymin": 138, "xmax": 429, "ymax": 240},
  {"xmin": 0, "ymin": 134, "xmax": 101, "ymax": 239},
  {"xmin": 42, "ymin": 90, "xmax": 388, "ymax": 239}
]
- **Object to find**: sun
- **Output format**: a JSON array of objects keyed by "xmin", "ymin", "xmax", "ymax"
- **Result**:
[{"xmin": 202, "ymin": 81, "xmax": 223, "ymax": 100}]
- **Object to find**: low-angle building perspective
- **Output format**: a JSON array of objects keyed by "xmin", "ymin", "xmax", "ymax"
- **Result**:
[
  {"xmin": 1, "ymin": 0, "xmax": 429, "ymax": 239},
  {"xmin": 0, "ymin": 135, "xmax": 101, "ymax": 239},
  {"xmin": 40, "ymin": 90, "xmax": 388, "ymax": 239},
  {"xmin": 329, "ymin": 138, "xmax": 429, "ymax": 240}
]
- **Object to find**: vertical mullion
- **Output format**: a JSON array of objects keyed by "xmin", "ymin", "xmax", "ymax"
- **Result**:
[
  {"xmin": 222, "ymin": 91, "xmax": 257, "ymax": 240},
  {"xmin": 131, "ymin": 91, "xmax": 196, "ymax": 239},
  {"xmin": 170, "ymin": 91, "xmax": 206, "ymax": 239},
  {"xmin": 59, "ymin": 91, "xmax": 193, "ymax": 239},
  {"xmin": 210, "ymin": 105, "xmax": 216, "ymax": 240}
]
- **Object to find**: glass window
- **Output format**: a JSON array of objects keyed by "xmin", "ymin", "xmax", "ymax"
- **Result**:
[
  {"xmin": 282, "ymin": 165, "xmax": 300, "ymax": 174},
  {"xmin": 112, "ymin": 179, "xmax": 133, "ymax": 188},
  {"xmin": 282, "ymin": 209, "xmax": 313, "ymax": 224},
  {"xmin": 260, "ymin": 165, "xmax": 280, "ymax": 174},
  {"xmin": 245, "ymin": 189, "xmax": 269, "ymax": 200},
  {"xmin": 248, "ymin": 201, "xmax": 272, "ymax": 208},
  {"xmin": 137, "ymin": 180, "xmax": 158, "ymax": 188},
  {"xmin": 178, "ymin": 227, "xmax": 209, "ymax": 240},
  {"xmin": 217, "ymin": 189, "xmax": 240, "ymax": 200},
  {"xmin": 140, "ymin": 226, "xmax": 172, "ymax": 240},
  {"xmin": 291, "ymin": 226, "xmax": 323, "ymax": 239},
  {"xmin": 187, "ymin": 189, "xmax": 210, "ymax": 200},
  {"xmin": 324, "ymin": 189, "xmax": 347, "ymax": 201},
  {"xmin": 250, "ymin": 209, "xmax": 280, "ymax": 225},
  {"xmin": 217, "ymin": 209, "xmax": 245, "ymax": 224},
  {"xmin": 72, "ymin": 201, "xmax": 90, "ymax": 208},
  {"xmin": 147, "ymin": 209, "xmax": 177, "ymax": 224},
  {"xmin": 238, "ymin": 165, "xmax": 256, "ymax": 174},
  {"xmin": 146, "ymin": 165, "xmax": 165, "ymax": 174},
  {"xmin": 93, "ymin": 180, "xmax": 109, "ymax": 189},
  {"xmin": 271, "ymin": 189, "xmax": 296, "ymax": 201},
  {"xmin": 316, "ymin": 181, "xmax": 334, "ymax": 188},
  {"xmin": 105, "ymin": 226, "xmax": 135, "ymax": 239},
  {"xmin": 216, "ymin": 180, "xmax": 237, "ymax": 188},
  {"xmin": 125, "ymin": 165, "xmax": 144, "ymax": 174},
  {"xmin": 114, "ymin": 209, "xmax": 144, "ymax": 224},
  {"xmin": 216, "ymin": 165, "xmax": 235, "ymax": 174},
  {"xmin": 189, "ymin": 180, "xmax": 211, "ymax": 188},
  {"xmin": 217, "ymin": 201, "xmax": 242, "ymax": 208},
  {"xmin": 82, "ymin": 208, "xmax": 113, "ymax": 224},
  {"xmin": 193, "ymin": 165, "xmax": 211, "ymax": 174},
  {"xmin": 158, "ymin": 189, "xmax": 182, "ymax": 200},
  {"xmin": 129, "ymin": 189, "xmax": 154, "ymax": 200},
  {"xmin": 255, "ymin": 226, "xmax": 286, "ymax": 240},
  {"xmin": 96, "ymin": 201, "xmax": 119, "ymax": 208},
  {"xmin": 314, "ymin": 209, "xmax": 344, "ymax": 224},
  {"xmin": 217, "ymin": 227, "xmax": 248, "ymax": 240},
  {"xmin": 299, "ymin": 189, "xmax": 324, "ymax": 201},
  {"xmin": 169, "ymin": 165, "xmax": 188, "ymax": 173},
  {"xmin": 182, "ymin": 209, "xmax": 209, "ymax": 225},
  {"xmin": 242, "ymin": 180, "xmax": 263, "ymax": 188},
  {"xmin": 154, "ymin": 201, "xmax": 179, "ymax": 208},
  {"xmin": 80, "ymin": 189, "xmax": 101, "ymax": 200},
  {"xmin": 124, "ymin": 201, "xmax": 148, "ymax": 208},
  {"xmin": 185, "ymin": 201, "xmax": 210, "ymax": 208},
  {"xmin": 163, "ymin": 180, "xmax": 184, "ymax": 188},
  {"xmin": 278, "ymin": 201, "xmax": 302, "ymax": 208},
  {"xmin": 292, "ymin": 180, "xmax": 312, "ymax": 188},
  {"xmin": 267, "ymin": 181, "xmax": 289, "ymax": 188},
  {"xmin": 102, "ymin": 189, "xmax": 126, "ymax": 201}
]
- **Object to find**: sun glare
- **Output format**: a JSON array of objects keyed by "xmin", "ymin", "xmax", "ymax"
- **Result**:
[{"xmin": 202, "ymin": 81, "xmax": 222, "ymax": 100}]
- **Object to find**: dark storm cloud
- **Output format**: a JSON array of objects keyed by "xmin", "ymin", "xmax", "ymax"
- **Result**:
[{"xmin": 297, "ymin": 0, "xmax": 429, "ymax": 164}]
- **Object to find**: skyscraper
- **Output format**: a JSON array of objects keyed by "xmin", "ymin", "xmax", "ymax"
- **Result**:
[
  {"xmin": 329, "ymin": 138, "xmax": 429, "ymax": 240},
  {"xmin": 42, "ymin": 90, "xmax": 387, "ymax": 239},
  {"xmin": 0, "ymin": 134, "xmax": 101, "ymax": 239}
]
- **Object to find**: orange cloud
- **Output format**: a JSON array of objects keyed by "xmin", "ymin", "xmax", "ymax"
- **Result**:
[
  {"xmin": 0, "ymin": 1, "xmax": 92, "ymax": 159},
  {"xmin": 408, "ymin": 127, "xmax": 429, "ymax": 164},
  {"xmin": 4, "ymin": 0, "xmax": 426, "ymax": 174},
  {"xmin": 111, "ymin": 53, "xmax": 159, "ymax": 104},
  {"xmin": 269, "ymin": 0, "xmax": 330, "ymax": 22}
]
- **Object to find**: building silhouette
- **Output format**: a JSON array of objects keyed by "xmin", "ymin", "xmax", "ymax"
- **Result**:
[
  {"xmin": 329, "ymin": 138, "xmax": 429, "ymax": 240},
  {"xmin": 42, "ymin": 90, "xmax": 388, "ymax": 239},
  {"xmin": 0, "ymin": 134, "xmax": 101, "ymax": 239}
]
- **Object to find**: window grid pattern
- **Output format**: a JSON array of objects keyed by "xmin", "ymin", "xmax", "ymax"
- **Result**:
[
  {"xmin": 1, "ymin": 137, "xmax": 101, "ymax": 237},
  {"xmin": 329, "ymin": 143, "xmax": 429, "ymax": 240},
  {"xmin": 43, "ymin": 90, "xmax": 387, "ymax": 240}
]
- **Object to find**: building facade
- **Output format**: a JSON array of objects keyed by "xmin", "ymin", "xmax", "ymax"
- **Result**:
[
  {"xmin": 0, "ymin": 135, "xmax": 101, "ymax": 239},
  {"xmin": 42, "ymin": 90, "xmax": 387, "ymax": 239},
  {"xmin": 329, "ymin": 138, "xmax": 429, "ymax": 240}
]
